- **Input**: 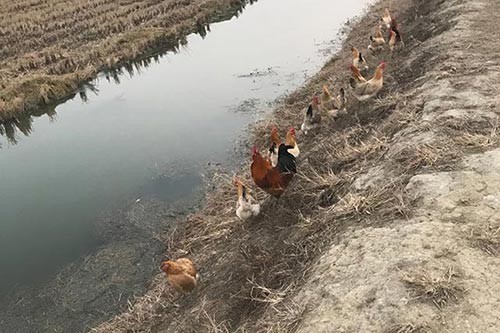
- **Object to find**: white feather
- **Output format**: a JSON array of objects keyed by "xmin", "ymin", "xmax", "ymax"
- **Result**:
[
  {"xmin": 287, "ymin": 144, "xmax": 300, "ymax": 158},
  {"xmin": 301, "ymin": 122, "xmax": 317, "ymax": 135},
  {"xmin": 236, "ymin": 195, "xmax": 261, "ymax": 220},
  {"xmin": 269, "ymin": 146, "xmax": 279, "ymax": 167}
]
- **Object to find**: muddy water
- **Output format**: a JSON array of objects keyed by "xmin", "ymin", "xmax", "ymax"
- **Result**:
[{"xmin": 0, "ymin": 0, "xmax": 370, "ymax": 298}]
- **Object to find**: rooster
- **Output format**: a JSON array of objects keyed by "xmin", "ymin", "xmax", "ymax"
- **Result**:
[
  {"xmin": 160, "ymin": 258, "xmax": 199, "ymax": 293},
  {"xmin": 321, "ymin": 85, "xmax": 347, "ymax": 118},
  {"xmin": 349, "ymin": 62, "xmax": 385, "ymax": 101},
  {"xmin": 389, "ymin": 17, "xmax": 404, "ymax": 51},
  {"xmin": 234, "ymin": 176, "xmax": 260, "ymax": 220},
  {"xmin": 301, "ymin": 95, "xmax": 321, "ymax": 135},
  {"xmin": 381, "ymin": 8, "xmax": 392, "ymax": 29},
  {"xmin": 351, "ymin": 47, "xmax": 369, "ymax": 72},
  {"xmin": 368, "ymin": 25, "xmax": 385, "ymax": 53},
  {"xmin": 251, "ymin": 128, "xmax": 298, "ymax": 198}
]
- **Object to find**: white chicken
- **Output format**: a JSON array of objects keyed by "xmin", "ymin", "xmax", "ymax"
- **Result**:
[{"xmin": 234, "ymin": 177, "xmax": 260, "ymax": 220}]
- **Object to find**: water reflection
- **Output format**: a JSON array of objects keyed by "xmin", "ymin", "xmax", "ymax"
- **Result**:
[
  {"xmin": 0, "ymin": 0, "xmax": 258, "ymax": 146},
  {"xmin": 0, "ymin": 53, "xmax": 167, "ymax": 145},
  {"xmin": 0, "ymin": 105, "xmax": 56, "ymax": 144}
]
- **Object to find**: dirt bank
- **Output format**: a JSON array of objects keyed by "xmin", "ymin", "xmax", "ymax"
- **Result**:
[
  {"xmin": 0, "ymin": 0, "xmax": 255, "ymax": 122},
  {"xmin": 87, "ymin": 0, "xmax": 500, "ymax": 331}
]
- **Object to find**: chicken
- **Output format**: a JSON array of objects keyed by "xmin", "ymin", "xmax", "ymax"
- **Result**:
[
  {"xmin": 381, "ymin": 8, "xmax": 392, "ymax": 29},
  {"xmin": 267, "ymin": 126, "xmax": 281, "ymax": 167},
  {"xmin": 351, "ymin": 47, "xmax": 369, "ymax": 72},
  {"xmin": 338, "ymin": 88, "xmax": 347, "ymax": 110},
  {"xmin": 234, "ymin": 176, "xmax": 260, "ymax": 220},
  {"xmin": 349, "ymin": 62, "xmax": 386, "ymax": 101},
  {"xmin": 327, "ymin": 88, "xmax": 348, "ymax": 118},
  {"xmin": 368, "ymin": 25, "xmax": 385, "ymax": 53},
  {"xmin": 388, "ymin": 29, "xmax": 397, "ymax": 52},
  {"xmin": 301, "ymin": 95, "xmax": 321, "ymax": 135},
  {"xmin": 321, "ymin": 85, "xmax": 347, "ymax": 118},
  {"xmin": 350, "ymin": 64, "xmax": 367, "ymax": 83},
  {"xmin": 321, "ymin": 84, "xmax": 334, "ymax": 107},
  {"xmin": 160, "ymin": 258, "xmax": 199, "ymax": 293},
  {"xmin": 321, "ymin": 85, "xmax": 338, "ymax": 110},
  {"xmin": 251, "ymin": 128, "xmax": 298, "ymax": 198},
  {"xmin": 268, "ymin": 126, "xmax": 299, "ymax": 166},
  {"xmin": 389, "ymin": 17, "xmax": 404, "ymax": 50}
]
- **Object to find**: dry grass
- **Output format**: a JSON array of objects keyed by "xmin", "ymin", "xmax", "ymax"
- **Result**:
[
  {"xmin": 392, "ymin": 141, "xmax": 462, "ymax": 173},
  {"xmin": 90, "ymin": 273, "xmax": 174, "ymax": 333},
  {"xmin": 441, "ymin": 116, "xmax": 500, "ymax": 150},
  {"xmin": 467, "ymin": 224, "xmax": 500, "ymax": 256},
  {"xmin": 0, "ymin": 0, "xmax": 253, "ymax": 121},
  {"xmin": 333, "ymin": 182, "xmax": 412, "ymax": 219},
  {"xmin": 401, "ymin": 266, "xmax": 465, "ymax": 309},
  {"xmin": 252, "ymin": 299, "xmax": 308, "ymax": 333},
  {"xmin": 386, "ymin": 323, "xmax": 432, "ymax": 333}
]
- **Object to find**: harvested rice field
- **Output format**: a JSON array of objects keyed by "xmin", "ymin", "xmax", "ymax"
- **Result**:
[{"xmin": 0, "ymin": 0, "xmax": 251, "ymax": 120}]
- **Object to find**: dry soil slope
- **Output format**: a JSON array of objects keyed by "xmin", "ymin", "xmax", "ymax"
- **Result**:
[{"xmin": 284, "ymin": 0, "xmax": 500, "ymax": 332}]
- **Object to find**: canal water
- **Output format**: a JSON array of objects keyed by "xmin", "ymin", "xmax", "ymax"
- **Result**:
[{"xmin": 0, "ymin": 0, "xmax": 371, "ymax": 299}]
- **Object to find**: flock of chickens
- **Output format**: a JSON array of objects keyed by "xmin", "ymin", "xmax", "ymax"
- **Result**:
[{"xmin": 161, "ymin": 8, "xmax": 403, "ymax": 293}]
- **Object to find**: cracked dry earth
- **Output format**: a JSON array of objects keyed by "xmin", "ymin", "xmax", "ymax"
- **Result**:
[{"xmin": 287, "ymin": 0, "xmax": 500, "ymax": 332}]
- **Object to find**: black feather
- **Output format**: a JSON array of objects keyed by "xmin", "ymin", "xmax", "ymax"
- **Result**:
[
  {"xmin": 391, "ymin": 18, "xmax": 403, "ymax": 42},
  {"xmin": 242, "ymin": 185, "xmax": 247, "ymax": 200},
  {"xmin": 269, "ymin": 142, "xmax": 276, "ymax": 154},
  {"xmin": 394, "ymin": 28, "xmax": 402, "ymax": 42},
  {"xmin": 358, "ymin": 52, "xmax": 365, "ymax": 63},
  {"xmin": 306, "ymin": 104, "xmax": 313, "ymax": 118},
  {"xmin": 277, "ymin": 144, "xmax": 297, "ymax": 174}
]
